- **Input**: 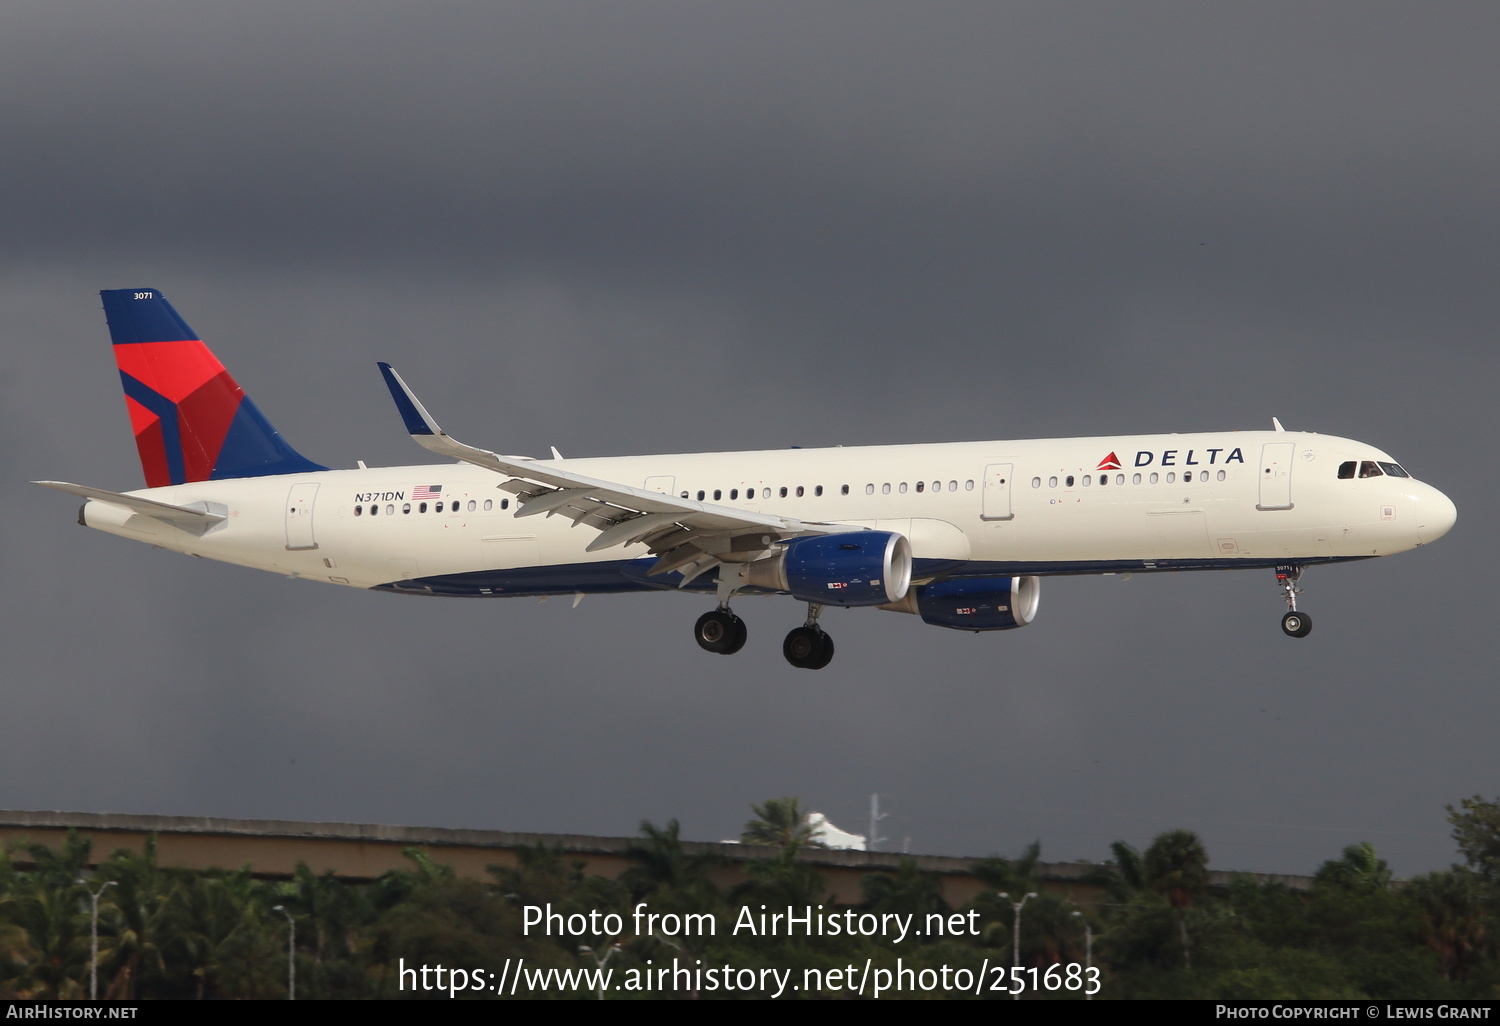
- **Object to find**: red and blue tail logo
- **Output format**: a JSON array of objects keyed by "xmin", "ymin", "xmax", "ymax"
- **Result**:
[{"xmin": 102, "ymin": 288, "xmax": 326, "ymax": 487}]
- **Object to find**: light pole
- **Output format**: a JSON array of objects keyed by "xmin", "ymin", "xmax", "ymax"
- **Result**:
[
  {"xmin": 577, "ymin": 942, "xmax": 623, "ymax": 1000},
  {"xmin": 998, "ymin": 891, "xmax": 1036, "ymax": 1001},
  {"xmin": 79, "ymin": 878, "xmax": 115, "ymax": 1000},
  {"xmin": 271, "ymin": 905, "xmax": 295, "ymax": 1000},
  {"xmin": 1071, "ymin": 910, "xmax": 1093, "ymax": 1000}
]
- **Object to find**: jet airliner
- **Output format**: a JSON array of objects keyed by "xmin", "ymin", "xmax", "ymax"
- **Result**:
[{"xmin": 38, "ymin": 289, "xmax": 1457, "ymax": 669}]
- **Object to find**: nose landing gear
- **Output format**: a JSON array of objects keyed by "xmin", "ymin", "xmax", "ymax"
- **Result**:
[
  {"xmin": 783, "ymin": 603, "xmax": 835, "ymax": 669},
  {"xmin": 1276, "ymin": 566, "xmax": 1312, "ymax": 638}
]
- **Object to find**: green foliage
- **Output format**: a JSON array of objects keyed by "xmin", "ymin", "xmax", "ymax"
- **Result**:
[
  {"xmin": 1449, "ymin": 796, "xmax": 1500, "ymax": 883},
  {"xmin": 2, "ymin": 804, "xmax": 1499, "ymax": 999},
  {"xmin": 1315, "ymin": 842, "xmax": 1393, "ymax": 892},
  {"xmin": 740, "ymin": 798, "xmax": 825, "ymax": 852}
]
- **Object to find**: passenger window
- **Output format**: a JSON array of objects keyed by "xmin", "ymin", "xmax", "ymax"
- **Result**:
[
  {"xmin": 419, "ymin": 502, "xmax": 427, "ymax": 513},
  {"xmin": 882, "ymin": 483, "xmax": 891, "ymax": 494},
  {"xmin": 815, "ymin": 485, "xmax": 823, "ymax": 496},
  {"xmin": 949, "ymin": 480, "xmax": 958, "ymax": 491},
  {"xmin": 841, "ymin": 485, "xmax": 849, "ymax": 495},
  {"xmin": 501, "ymin": 499, "xmax": 509, "ymax": 510},
  {"xmin": 1360, "ymin": 461, "xmax": 1383, "ymax": 478},
  {"xmin": 1065, "ymin": 475, "xmax": 1074, "ymax": 487},
  {"xmin": 796, "ymin": 485, "xmax": 805, "ymax": 497},
  {"xmin": 1049, "ymin": 476, "xmax": 1058, "ymax": 488},
  {"xmin": 467, "ymin": 500, "xmax": 476, "ymax": 511},
  {"xmin": 435, "ymin": 501, "xmax": 443, "ymax": 513},
  {"xmin": 1166, "ymin": 472, "xmax": 1175, "ymax": 484},
  {"xmin": 1115, "ymin": 474, "xmax": 1124, "ymax": 485},
  {"xmin": 387, "ymin": 504, "xmax": 396, "ymax": 515},
  {"xmin": 965, "ymin": 480, "xmax": 975, "ymax": 491},
  {"xmin": 1216, "ymin": 470, "xmax": 1225, "ymax": 482},
  {"xmin": 355, "ymin": 505, "xmax": 363, "ymax": 516},
  {"xmin": 899, "ymin": 482, "xmax": 908, "ymax": 493},
  {"xmin": 1098, "ymin": 475, "xmax": 1107, "ymax": 487},
  {"xmin": 1031, "ymin": 477, "xmax": 1040, "ymax": 488},
  {"xmin": 371, "ymin": 505, "xmax": 379, "ymax": 516},
  {"xmin": 714, "ymin": 490, "xmax": 722, "ymax": 500},
  {"xmin": 1083, "ymin": 475, "xmax": 1092, "ymax": 486},
  {"xmin": 1132, "ymin": 473, "xmax": 1141, "ymax": 485},
  {"xmin": 779, "ymin": 487, "xmax": 787, "ymax": 498},
  {"xmin": 402, "ymin": 502, "xmax": 411, "ymax": 514},
  {"xmin": 483, "ymin": 499, "xmax": 493, "ymax": 511},
  {"xmin": 697, "ymin": 490, "xmax": 705, "ymax": 500},
  {"xmin": 1149, "ymin": 472, "xmax": 1158, "ymax": 484},
  {"xmin": 932, "ymin": 481, "xmax": 941, "ymax": 492},
  {"xmin": 915, "ymin": 481, "xmax": 924, "ymax": 492},
  {"xmin": 762, "ymin": 487, "xmax": 771, "ymax": 499},
  {"xmin": 730, "ymin": 489, "xmax": 738, "ymax": 499}
]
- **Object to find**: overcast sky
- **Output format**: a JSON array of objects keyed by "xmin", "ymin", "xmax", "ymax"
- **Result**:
[{"xmin": 3, "ymin": 1, "xmax": 1496, "ymax": 878}]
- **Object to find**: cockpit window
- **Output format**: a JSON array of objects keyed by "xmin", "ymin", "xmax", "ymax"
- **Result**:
[
  {"xmin": 1379, "ymin": 461, "xmax": 1410, "ymax": 478},
  {"xmin": 1359, "ymin": 461, "xmax": 1383, "ymax": 478},
  {"xmin": 1338, "ymin": 461, "xmax": 1356, "ymax": 479}
]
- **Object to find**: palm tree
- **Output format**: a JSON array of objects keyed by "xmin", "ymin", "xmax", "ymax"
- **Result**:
[
  {"xmin": 95, "ymin": 837, "xmax": 172, "ymax": 999},
  {"xmin": 1143, "ymin": 830, "xmax": 1208, "ymax": 970},
  {"xmin": 621, "ymin": 820, "xmax": 719, "ymax": 906},
  {"xmin": 1314, "ymin": 842, "xmax": 1392, "ymax": 892},
  {"xmin": 1405, "ymin": 869, "xmax": 1488, "ymax": 982},
  {"xmin": 740, "ymin": 797, "xmax": 825, "ymax": 852},
  {"xmin": 862, "ymin": 857, "xmax": 947, "ymax": 920}
]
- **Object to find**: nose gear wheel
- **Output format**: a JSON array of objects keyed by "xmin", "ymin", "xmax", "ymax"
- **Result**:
[{"xmin": 1275, "ymin": 566, "xmax": 1312, "ymax": 638}]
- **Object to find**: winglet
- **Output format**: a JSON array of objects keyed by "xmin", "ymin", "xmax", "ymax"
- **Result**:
[
  {"xmin": 1272, "ymin": 417, "xmax": 1286, "ymax": 432},
  {"xmin": 378, "ymin": 363, "xmax": 440, "ymax": 437}
]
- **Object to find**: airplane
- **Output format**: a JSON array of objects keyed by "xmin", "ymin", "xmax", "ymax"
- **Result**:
[{"xmin": 37, "ymin": 288, "xmax": 1458, "ymax": 669}]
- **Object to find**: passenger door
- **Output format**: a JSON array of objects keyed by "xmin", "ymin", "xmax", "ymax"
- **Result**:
[{"xmin": 1256, "ymin": 442, "xmax": 1296, "ymax": 511}]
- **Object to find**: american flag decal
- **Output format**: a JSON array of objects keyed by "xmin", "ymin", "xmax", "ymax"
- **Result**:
[{"xmin": 412, "ymin": 484, "xmax": 443, "ymax": 501}]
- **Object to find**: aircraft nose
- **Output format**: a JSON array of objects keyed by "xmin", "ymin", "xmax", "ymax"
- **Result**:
[{"xmin": 1416, "ymin": 485, "xmax": 1457, "ymax": 545}]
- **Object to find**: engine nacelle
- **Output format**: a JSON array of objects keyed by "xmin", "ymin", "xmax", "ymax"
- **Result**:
[
  {"xmin": 745, "ymin": 531, "xmax": 912, "ymax": 607},
  {"xmin": 881, "ymin": 575, "xmax": 1041, "ymax": 631}
]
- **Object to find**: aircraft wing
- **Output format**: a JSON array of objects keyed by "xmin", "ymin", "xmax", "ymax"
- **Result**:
[
  {"xmin": 378, "ymin": 364, "xmax": 846, "ymax": 582},
  {"xmin": 33, "ymin": 481, "xmax": 227, "ymax": 534}
]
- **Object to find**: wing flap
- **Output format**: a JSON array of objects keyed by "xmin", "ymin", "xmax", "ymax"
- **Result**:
[{"xmin": 377, "ymin": 362, "xmax": 855, "ymax": 569}]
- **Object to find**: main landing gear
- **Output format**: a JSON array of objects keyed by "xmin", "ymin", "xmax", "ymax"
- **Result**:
[
  {"xmin": 691, "ymin": 599, "xmax": 837, "ymax": 669},
  {"xmin": 1276, "ymin": 566, "xmax": 1312, "ymax": 638},
  {"xmin": 694, "ymin": 608, "xmax": 747, "ymax": 655},
  {"xmin": 783, "ymin": 603, "xmax": 834, "ymax": 670}
]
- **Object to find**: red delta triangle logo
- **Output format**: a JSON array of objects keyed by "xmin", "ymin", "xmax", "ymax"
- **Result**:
[{"xmin": 1096, "ymin": 452, "xmax": 1123, "ymax": 471}]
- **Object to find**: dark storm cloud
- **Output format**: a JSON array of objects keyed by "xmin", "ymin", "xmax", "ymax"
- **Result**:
[{"xmin": 2, "ymin": 2, "xmax": 1497, "ymax": 877}]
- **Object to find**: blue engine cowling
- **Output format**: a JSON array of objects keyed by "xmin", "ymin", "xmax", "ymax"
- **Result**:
[
  {"xmin": 744, "ymin": 531, "xmax": 912, "ymax": 607},
  {"xmin": 882, "ymin": 575, "xmax": 1041, "ymax": 631}
]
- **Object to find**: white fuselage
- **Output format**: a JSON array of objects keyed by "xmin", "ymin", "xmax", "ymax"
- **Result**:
[{"xmin": 80, "ymin": 429, "xmax": 1456, "ymax": 596}]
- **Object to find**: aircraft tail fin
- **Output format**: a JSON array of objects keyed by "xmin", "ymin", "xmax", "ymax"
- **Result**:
[{"xmin": 101, "ymin": 288, "xmax": 327, "ymax": 486}]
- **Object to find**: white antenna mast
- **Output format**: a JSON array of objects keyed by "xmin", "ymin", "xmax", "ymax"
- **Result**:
[{"xmin": 868, "ymin": 793, "xmax": 889, "ymax": 852}]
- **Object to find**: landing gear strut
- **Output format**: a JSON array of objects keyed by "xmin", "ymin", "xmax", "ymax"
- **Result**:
[
  {"xmin": 695, "ymin": 608, "xmax": 747, "ymax": 654},
  {"xmin": 695, "ymin": 567, "xmax": 749, "ymax": 655},
  {"xmin": 783, "ymin": 603, "xmax": 835, "ymax": 670},
  {"xmin": 1276, "ymin": 566, "xmax": 1312, "ymax": 638}
]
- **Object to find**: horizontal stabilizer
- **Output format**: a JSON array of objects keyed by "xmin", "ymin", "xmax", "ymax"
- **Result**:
[{"xmin": 34, "ymin": 481, "xmax": 227, "ymax": 534}]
